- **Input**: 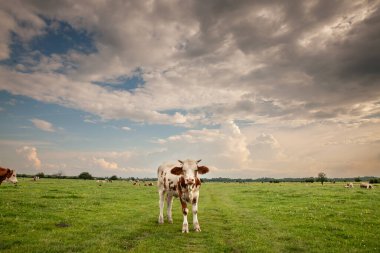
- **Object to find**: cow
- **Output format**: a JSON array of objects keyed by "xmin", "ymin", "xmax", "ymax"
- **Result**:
[
  {"xmin": 344, "ymin": 183, "xmax": 354, "ymax": 188},
  {"xmin": 0, "ymin": 167, "xmax": 18, "ymax": 185},
  {"xmin": 96, "ymin": 180, "xmax": 108, "ymax": 186},
  {"xmin": 360, "ymin": 183, "xmax": 373, "ymax": 189},
  {"xmin": 157, "ymin": 159, "xmax": 209, "ymax": 233}
]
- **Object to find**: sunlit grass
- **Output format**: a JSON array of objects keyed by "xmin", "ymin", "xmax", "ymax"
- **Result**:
[{"xmin": 1, "ymin": 179, "xmax": 379, "ymax": 252}]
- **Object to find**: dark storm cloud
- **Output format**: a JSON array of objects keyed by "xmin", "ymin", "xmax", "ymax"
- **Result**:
[
  {"xmin": 187, "ymin": 1, "xmax": 351, "ymax": 54},
  {"xmin": 186, "ymin": 0, "xmax": 380, "ymax": 121},
  {"xmin": 335, "ymin": 7, "xmax": 380, "ymax": 82}
]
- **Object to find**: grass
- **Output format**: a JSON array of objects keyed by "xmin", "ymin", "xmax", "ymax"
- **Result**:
[{"xmin": 1, "ymin": 179, "xmax": 379, "ymax": 252}]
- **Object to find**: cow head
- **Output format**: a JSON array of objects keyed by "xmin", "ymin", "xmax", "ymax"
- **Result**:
[
  {"xmin": 6, "ymin": 169, "xmax": 18, "ymax": 184},
  {"xmin": 171, "ymin": 159, "xmax": 209, "ymax": 185}
]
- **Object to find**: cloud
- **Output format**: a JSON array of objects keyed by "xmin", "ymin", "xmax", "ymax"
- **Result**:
[
  {"xmin": 157, "ymin": 121, "xmax": 252, "ymax": 172},
  {"xmin": 0, "ymin": 2, "xmax": 45, "ymax": 60},
  {"xmin": 17, "ymin": 146, "xmax": 42, "ymax": 169},
  {"xmin": 0, "ymin": 0, "xmax": 378, "ymax": 128},
  {"xmin": 30, "ymin": 118, "xmax": 56, "ymax": 132},
  {"xmin": 249, "ymin": 133, "xmax": 285, "ymax": 160},
  {"xmin": 121, "ymin": 126, "xmax": 131, "ymax": 131},
  {"xmin": 93, "ymin": 158, "xmax": 119, "ymax": 170}
]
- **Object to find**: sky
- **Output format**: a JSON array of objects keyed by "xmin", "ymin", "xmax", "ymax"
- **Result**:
[{"xmin": 0, "ymin": 0, "xmax": 380, "ymax": 179}]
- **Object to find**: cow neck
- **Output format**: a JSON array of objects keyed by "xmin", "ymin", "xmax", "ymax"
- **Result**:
[{"xmin": 179, "ymin": 176, "xmax": 195, "ymax": 202}]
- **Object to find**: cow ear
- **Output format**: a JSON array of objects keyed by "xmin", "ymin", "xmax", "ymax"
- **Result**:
[
  {"xmin": 171, "ymin": 166, "xmax": 183, "ymax": 175},
  {"xmin": 196, "ymin": 159, "xmax": 202, "ymax": 164},
  {"xmin": 197, "ymin": 166, "xmax": 209, "ymax": 174}
]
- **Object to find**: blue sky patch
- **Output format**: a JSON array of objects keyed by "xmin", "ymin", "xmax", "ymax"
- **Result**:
[
  {"xmin": 32, "ymin": 17, "xmax": 97, "ymax": 56},
  {"xmin": 0, "ymin": 17, "xmax": 96, "ymax": 72},
  {"xmin": 93, "ymin": 69, "xmax": 145, "ymax": 92}
]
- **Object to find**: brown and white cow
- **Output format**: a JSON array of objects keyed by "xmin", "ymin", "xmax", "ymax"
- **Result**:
[
  {"xmin": 0, "ymin": 167, "xmax": 18, "ymax": 185},
  {"xmin": 157, "ymin": 159, "xmax": 209, "ymax": 233}
]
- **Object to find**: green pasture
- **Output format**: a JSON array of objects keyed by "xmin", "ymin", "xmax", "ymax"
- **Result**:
[{"xmin": 1, "ymin": 179, "xmax": 379, "ymax": 252}]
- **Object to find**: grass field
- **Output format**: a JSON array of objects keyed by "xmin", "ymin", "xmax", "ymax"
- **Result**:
[{"xmin": 1, "ymin": 178, "xmax": 379, "ymax": 252}]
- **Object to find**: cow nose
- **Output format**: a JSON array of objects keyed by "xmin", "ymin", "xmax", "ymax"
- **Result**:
[{"xmin": 186, "ymin": 179, "xmax": 195, "ymax": 185}]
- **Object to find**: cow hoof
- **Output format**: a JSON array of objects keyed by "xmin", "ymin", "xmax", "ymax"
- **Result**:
[
  {"xmin": 182, "ymin": 224, "xmax": 189, "ymax": 233},
  {"xmin": 194, "ymin": 222, "xmax": 201, "ymax": 232},
  {"xmin": 158, "ymin": 216, "xmax": 164, "ymax": 224},
  {"xmin": 194, "ymin": 224, "xmax": 201, "ymax": 232},
  {"xmin": 168, "ymin": 219, "xmax": 173, "ymax": 224}
]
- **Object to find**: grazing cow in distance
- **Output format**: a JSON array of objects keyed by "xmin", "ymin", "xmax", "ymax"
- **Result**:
[
  {"xmin": 96, "ymin": 180, "xmax": 110, "ymax": 186},
  {"xmin": 157, "ymin": 159, "xmax": 209, "ymax": 233},
  {"xmin": 0, "ymin": 167, "xmax": 18, "ymax": 185},
  {"xmin": 360, "ymin": 183, "xmax": 373, "ymax": 189},
  {"xmin": 345, "ymin": 183, "xmax": 354, "ymax": 188}
]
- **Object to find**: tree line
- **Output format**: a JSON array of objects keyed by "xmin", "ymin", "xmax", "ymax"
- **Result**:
[{"xmin": 16, "ymin": 171, "xmax": 379, "ymax": 184}]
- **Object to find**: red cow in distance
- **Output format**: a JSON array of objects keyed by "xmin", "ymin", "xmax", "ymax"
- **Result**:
[{"xmin": 0, "ymin": 167, "xmax": 18, "ymax": 185}]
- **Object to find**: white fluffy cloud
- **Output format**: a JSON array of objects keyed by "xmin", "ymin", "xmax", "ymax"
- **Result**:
[
  {"xmin": 121, "ymin": 126, "xmax": 131, "ymax": 131},
  {"xmin": 30, "ymin": 118, "xmax": 56, "ymax": 132},
  {"xmin": 157, "ymin": 121, "xmax": 252, "ymax": 173},
  {"xmin": 17, "ymin": 146, "xmax": 42, "ymax": 169},
  {"xmin": 249, "ymin": 133, "xmax": 285, "ymax": 160},
  {"xmin": 93, "ymin": 158, "xmax": 118, "ymax": 170}
]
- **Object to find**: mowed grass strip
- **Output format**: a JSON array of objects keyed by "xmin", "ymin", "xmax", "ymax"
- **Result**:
[{"xmin": 0, "ymin": 179, "xmax": 379, "ymax": 252}]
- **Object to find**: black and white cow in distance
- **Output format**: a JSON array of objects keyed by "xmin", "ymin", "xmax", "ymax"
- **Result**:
[{"xmin": 157, "ymin": 159, "xmax": 209, "ymax": 233}]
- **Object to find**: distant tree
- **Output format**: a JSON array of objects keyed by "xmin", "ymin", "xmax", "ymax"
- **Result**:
[
  {"xmin": 305, "ymin": 177, "xmax": 315, "ymax": 183},
  {"xmin": 78, "ymin": 172, "xmax": 93, "ymax": 180},
  {"xmin": 110, "ymin": 175, "xmax": 118, "ymax": 180},
  {"xmin": 53, "ymin": 170, "xmax": 64, "ymax": 178},
  {"xmin": 36, "ymin": 172, "xmax": 45, "ymax": 178},
  {"xmin": 354, "ymin": 177, "xmax": 361, "ymax": 182},
  {"xmin": 317, "ymin": 172, "xmax": 327, "ymax": 185}
]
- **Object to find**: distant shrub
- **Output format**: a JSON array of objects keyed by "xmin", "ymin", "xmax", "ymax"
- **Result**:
[
  {"xmin": 354, "ymin": 177, "xmax": 361, "ymax": 182},
  {"xmin": 317, "ymin": 172, "xmax": 327, "ymax": 185},
  {"xmin": 78, "ymin": 172, "xmax": 93, "ymax": 180},
  {"xmin": 35, "ymin": 172, "xmax": 45, "ymax": 178},
  {"xmin": 305, "ymin": 178, "xmax": 314, "ymax": 183},
  {"xmin": 369, "ymin": 178, "xmax": 379, "ymax": 184},
  {"xmin": 110, "ymin": 175, "xmax": 118, "ymax": 180}
]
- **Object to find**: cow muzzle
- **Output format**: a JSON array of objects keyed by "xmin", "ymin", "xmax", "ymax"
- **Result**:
[{"xmin": 185, "ymin": 178, "xmax": 195, "ymax": 185}]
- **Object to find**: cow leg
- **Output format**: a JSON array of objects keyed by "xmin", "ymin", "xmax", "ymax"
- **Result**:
[
  {"xmin": 192, "ymin": 196, "xmax": 201, "ymax": 232},
  {"xmin": 167, "ymin": 193, "xmax": 173, "ymax": 223},
  {"xmin": 158, "ymin": 190, "xmax": 165, "ymax": 224},
  {"xmin": 180, "ymin": 198, "xmax": 189, "ymax": 233}
]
